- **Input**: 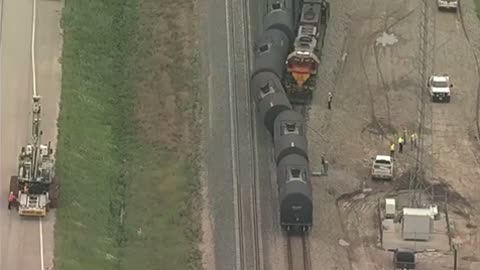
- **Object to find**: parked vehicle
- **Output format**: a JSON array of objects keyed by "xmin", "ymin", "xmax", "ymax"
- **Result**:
[
  {"xmin": 437, "ymin": 0, "xmax": 458, "ymax": 11},
  {"xmin": 371, "ymin": 155, "xmax": 394, "ymax": 180},
  {"xmin": 428, "ymin": 75, "xmax": 453, "ymax": 103}
]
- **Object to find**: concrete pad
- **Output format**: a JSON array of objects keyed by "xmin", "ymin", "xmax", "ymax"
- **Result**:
[{"xmin": 382, "ymin": 214, "xmax": 450, "ymax": 252}]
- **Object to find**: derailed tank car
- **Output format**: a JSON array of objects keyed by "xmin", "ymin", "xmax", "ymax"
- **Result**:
[
  {"xmin": 251, "ymin": 71, "xmax": 292, "ymax": 135},
  {"xmin": 252, "ymin": 29, "xmax": 290, "ymax": 80},
  {"xmin": 258, "ymin": 92, "xmax": 292, "ymax": 135},
  {"xmin": 250, "ymin": 0, "xmax": 316, "ymax": 233},
  {"xmin": 277, "ymin": 153, "xmax": 312, "ymax": 232},
  {"xmin": 273, "ymin": 110, "xmax": 309, "ymax": 164},
  {"xmin": 263, "ymin": 0, "xmax": 296, "ymax": 44},
  {"xmin": 251, "ymin": 71, "xmax": 285, "ymax": 104}
]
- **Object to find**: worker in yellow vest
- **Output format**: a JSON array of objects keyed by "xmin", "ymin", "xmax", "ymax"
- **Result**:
[{"xmin": 390, "ymin": 142, "xmax": 395, "ymax": 157}]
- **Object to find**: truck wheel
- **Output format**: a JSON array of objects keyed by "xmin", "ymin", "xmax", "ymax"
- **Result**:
[{"xmin": 49, "ymin": 176, "xmax": 60, "ymax": 208}]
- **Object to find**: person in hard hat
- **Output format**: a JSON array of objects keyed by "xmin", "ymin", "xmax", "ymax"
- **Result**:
[
  {"xmin": 321, "ymin": 156, "xmax": 329, "ymax": 175},
  {"xmin": 8, "ymin": 191, "xmax": 15, "ymax": 210},
  {"xmin": 390, "ymin": 142, "xmax": 395, "ymax": 157},
  {"xmin": 410, "ymin": 132, "xmax": 418, "ymax": 150},
  {"xmin": 398, "ymin": 136, "xmax": 404, "ymax": 153}
]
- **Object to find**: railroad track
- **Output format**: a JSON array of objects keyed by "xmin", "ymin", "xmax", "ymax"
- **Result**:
[
  {"xmin": 227, "ymin": 0, "xmax": 263, "ymax": 268},
  {"xmin": 287, "ymin": 233, "xmax": 311, "ymax": 270}
]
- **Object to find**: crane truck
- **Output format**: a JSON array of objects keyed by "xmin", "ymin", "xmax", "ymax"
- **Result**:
[{"xmin": 9, "ymin": 96, "xmax": 58, "ymax": 217}]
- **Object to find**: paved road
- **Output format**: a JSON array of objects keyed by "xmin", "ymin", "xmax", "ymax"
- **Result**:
[{"xmin": 0, "ymin": 0, "xmax": 62, "ymax": 269}]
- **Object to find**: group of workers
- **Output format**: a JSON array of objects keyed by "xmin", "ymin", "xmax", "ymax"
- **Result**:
[{"xmin": 389, "ymin": 128, "xmax": 418, "ymax": 158}]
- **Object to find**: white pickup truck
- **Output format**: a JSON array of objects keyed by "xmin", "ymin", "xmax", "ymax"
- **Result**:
[
  {"xmin": 428, "ymin": 75, "xmax": 452, "ymax": 103},
  {"xmin": 437, "ymin": 0, "xmax": 458, "ymax": 11},
  {"xmin": 371, "ymin": 155, "xmax": 393, "ymax": 180}
]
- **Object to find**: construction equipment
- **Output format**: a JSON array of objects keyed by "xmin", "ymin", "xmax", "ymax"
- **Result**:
[
  {"xmin": 284, "ymin": 0, "xmax": 330, "ymax": 104},
  {"xmin": 9, "ymin": 96, "xmax": 58, "ymax": 217}
]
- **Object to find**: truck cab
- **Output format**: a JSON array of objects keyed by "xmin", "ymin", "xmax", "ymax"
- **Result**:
[
  {"xmin": 428, "ymin": 75, "xmax": 452, "ymax": 102},
  {"xmin": 389, "ymin": 248, "xmax": 416, "ymax": 269},
  {"xmin": 371, "ymin": 155, "xmax": 393, "ymax": 180},
  {"xmin": 437, "ymin": 0, "xmax": 458, "ymax": 11}
]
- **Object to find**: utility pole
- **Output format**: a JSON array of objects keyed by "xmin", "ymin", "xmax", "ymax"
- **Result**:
[
  {"xmin": 409, "ymin": 0, "xmax": 436, "ymax": 208},
  {"xmin": 453, "ymin": 246, "xmax": 458, "ymax": 270}
]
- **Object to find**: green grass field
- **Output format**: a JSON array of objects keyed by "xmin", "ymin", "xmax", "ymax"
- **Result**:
[
  {"xmin": 54, "ymin": 0, "xmax": 202, "ymax": 269},
  {"xmin": 475, "ymin": 0, "xmax": 480, "ymax": 19}
]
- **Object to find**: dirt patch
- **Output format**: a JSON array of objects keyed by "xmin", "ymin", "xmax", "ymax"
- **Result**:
[
  {"xmin": 133, "ymin": 1, "xmax": 200, "ymax": 155},
  {"xmin": 363, "ymin": 118, "xmax": 398, "ymax": 136},
  {"xmin": 125, "ymin": 0, "xmax": 203, "ymax": 268}
]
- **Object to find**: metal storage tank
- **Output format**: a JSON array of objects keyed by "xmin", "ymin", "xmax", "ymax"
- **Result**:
[
  {"xmin": 251, "ymin": 71, "xmax": 285, "ymax": 105},
  {"xmin": 263, "ymin": 2, "xmax": 295, "ymax": 44},
  {"xmin": 401, "ymin": 208, "xmax": 434, "ymax": 241},
  {"xmin": 274, "ymin": 133, "xmax": 308, "ymax": 165},
  {"xmin": 273, "ymin": 109, "xmax": 305, "ymax": 142},
  {"xmin": 258, "ymin": 93, "xmax": 292, "ymax": 135},
  {"xmin": 277, "ymin": 154, "xmax": 312, "ymax": 229},
  {"xmin": 252, "ymin": 28, "xmax": 290, "ymax": 79}
]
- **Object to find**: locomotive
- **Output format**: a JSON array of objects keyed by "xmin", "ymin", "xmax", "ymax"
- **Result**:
[
  {"xmin": 250, "ymin": 0, "xmax": 329, "ymax": 232},
  {"xmin": 285, "ymin": 0, "xmax": 330, "ymax": 105}
]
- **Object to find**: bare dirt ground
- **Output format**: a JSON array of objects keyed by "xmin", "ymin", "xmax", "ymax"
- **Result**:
[
  {"xmin": 305, "ymin": 0, "xmax": 480, "ymax": 266},
  {"xmin": 304, "ymin": 0, "xmax": 468, "ymax": 268},
  {"xmin": 130, "ymin": 0, "xmax": 204, "ymax": 268},
  {"xmin": 428, "ymin": 0, "xmax": 480, "ymax": 268}
]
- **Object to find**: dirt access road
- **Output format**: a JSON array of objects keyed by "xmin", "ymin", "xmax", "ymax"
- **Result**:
[
  {"xmin": 304, "ymin": 0, "xmax": 423, "ymax": 268},
  {"xmin": 430, "ymin": 0, "xmax": 480, "ymax": 267},
  {"xmin": 0, "ymin": 0, "xmax": 62, "ymax": 269},
  {"xmin": 304, "ymin": 0, "xmax": 480, "ymax": 268}
]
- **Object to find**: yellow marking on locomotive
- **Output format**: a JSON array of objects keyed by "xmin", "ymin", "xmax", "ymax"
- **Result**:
[{"xmin": 292, "ymin": 72, "xmax": 311, "ymax": 87}]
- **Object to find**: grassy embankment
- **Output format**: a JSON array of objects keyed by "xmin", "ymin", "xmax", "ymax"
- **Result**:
[
  {"xmin": 54, "ymin": 0, "xmax": 202, "ymax": 269},
  {"xmin": 476, "ymin": 0, "xmax": 480, "ymax": 17}
]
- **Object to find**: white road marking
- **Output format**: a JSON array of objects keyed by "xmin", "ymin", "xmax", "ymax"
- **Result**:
[
  {"xmin": 31, "ymin": 0, "xmax": 37, "ymax": 97},
  {"xmin": 30, "ymin": 0, "xmax": 45, "ymax": 269},
  {"xmin": 40, "ymin": 218, "xmax": 44, "ymax": 270}
]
